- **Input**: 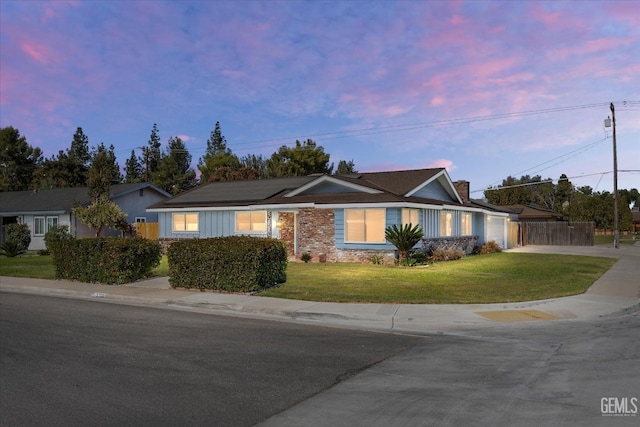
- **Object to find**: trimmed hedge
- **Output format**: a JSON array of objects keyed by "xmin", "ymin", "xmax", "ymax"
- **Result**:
[
  {"xmin": 167, "ymin": 236, "xmax": 287, "ymax": 292},
  {"xmin": 52, "ymin": 237, "xmax": 162, "ymax": 284}
]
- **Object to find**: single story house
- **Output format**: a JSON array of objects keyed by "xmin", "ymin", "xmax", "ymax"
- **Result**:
[
  {"xmin": 147, "ymin": 168, "xmax": 510, "ymax": 263},
  {"xmin": 632, "ymin": 207, "xmax": 640, "ymax": 234},
  {"xmin": 0, "ymin": 183, "xmax": 170, "ymax": 251}
]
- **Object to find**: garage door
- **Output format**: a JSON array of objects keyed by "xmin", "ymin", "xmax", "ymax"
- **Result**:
[{"xmin": 486, "ymin": 215, "xmax": 505, "ymax": 248}]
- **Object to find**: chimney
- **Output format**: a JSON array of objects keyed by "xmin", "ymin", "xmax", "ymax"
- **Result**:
[{"xmin": 454, "ymin": 180, "xmax": 470, "ymax": 203}]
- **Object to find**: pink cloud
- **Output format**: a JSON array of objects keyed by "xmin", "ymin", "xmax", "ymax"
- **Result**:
[
  {"xmin": 426, "ymin": 159, "xmax": 456, "ymax": 172},
  {"xmin": 21, "ymin": 42, "xmax": 48, "ymax": 63}
]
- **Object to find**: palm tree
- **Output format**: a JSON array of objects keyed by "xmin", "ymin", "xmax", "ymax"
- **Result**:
[{"xmin": 385, "ymin": 223, "xmax": 424, "ymax": 262}]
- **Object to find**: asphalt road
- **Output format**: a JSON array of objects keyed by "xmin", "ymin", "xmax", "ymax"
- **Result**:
[
  {"xmin": 262, "ymin": 310, "xmax": 640, "ymax": 427},
  {"xmin": 0, "ymin": 292, "xmax": 423, "ymax": 427}
]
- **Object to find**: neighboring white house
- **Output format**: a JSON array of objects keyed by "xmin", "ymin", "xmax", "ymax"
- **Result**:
[
  {"xmin": 0, "ymin": 183, "xmax": 170, "ymax": 251},
  {"xmin": 147, "ymin": 168, "xmax": 510, "ymax": 263}
]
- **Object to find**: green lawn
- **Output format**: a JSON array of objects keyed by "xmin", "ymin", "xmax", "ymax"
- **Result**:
[
  {"xmin": 594, "ymin": 234, "xmax": 638, "ymax": 245},
  {"xmin": 261, "ymin": 253, "xmax": 617, "ymax": 303},
  {"xmin": 1, "ymin": 252, "xmax": 616, "ymax": 304}
]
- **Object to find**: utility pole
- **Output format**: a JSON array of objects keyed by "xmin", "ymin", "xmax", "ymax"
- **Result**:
[{"xmin": 605, "ymin": 103, "xmax": 619, "ymax": 249}]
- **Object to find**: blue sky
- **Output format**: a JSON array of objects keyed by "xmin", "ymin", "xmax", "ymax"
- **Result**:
[{"xmin": 1, "ymin": 0, "xmax": 638, "ymax": 195}]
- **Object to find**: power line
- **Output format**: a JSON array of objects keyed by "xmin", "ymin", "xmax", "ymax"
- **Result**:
[{"xmin": 118, "ymin": 100, "xmax": 638, "ymax": 156}]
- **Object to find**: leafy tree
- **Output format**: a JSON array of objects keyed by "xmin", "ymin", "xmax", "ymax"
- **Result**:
[
  {"xmin": 124, "ymin": 150, "xmax": 144, "ymax": 183},
  {"xmin": 385, "ymin": 223, "xmax": 424, "ymax": 262},
  {"xmin": 87, "ymin": 143, "xmax": 122, "ymax": 200},
  {"xmin": 619, "ymin": 188, "xmax": 639, "ymax": 209},
  {"xmin": 0, "ymin": 126, "xmax": 43, "ymax": 191},
  {"xmin": 556, "ymin": 174, "xmax": 573, "ymax": 211},
  {"xmin": 336, "ymin": 159, "xmax": 357, "ymax": 175},
  {"xmin": 198, "ymin": 122, "xmax": 242, "ymax": 182},
  {"xmin": 566, "ymin": 188, "xmax": 632, "ymax": 231},
  {"xmin": 141, "ymin": 123, "xmax": 162, "ymax": 181},
  {"xmin": 484, "ymin": 175, "xmax": 546, "ymax": 206},
  {"xmin": 33, "ymin": 128, "xmax": 92, "ymax": 189},
  {"xmin": 73, "ymin": 195, "xmax": 128, "ymax": 237},
  {"xmin": 239, "ymin": 154, "xmax": 268, "ymax": 179},
  {"xmin": 152, "ymin": 136, "xmax": 197, "ymax": 194},
  {"xmin": 266, "ymin": 139, "xmax": 332, "ymax": 178},
  {"xmin": 34, "ymin": 151, "xmax": 79, "ymax": 189}
]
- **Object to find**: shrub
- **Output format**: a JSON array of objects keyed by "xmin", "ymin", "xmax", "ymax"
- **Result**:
[
  {"xmin": 52, "ymin": 237, "xmax": 162, "ymax": 284},
  {"xmin": 5, "ymin": 223, "xmax": 31, "ymax": 252},
  {"xmin": 300, "ymin": 252, "xmax": 312, "ymax": 263},
  {"xmin": 38, "ymin": 249, "xmax": 50, "ymax": 256},
  {"xmin": 369, "ymin": 255, "xmax": 384, "ymax": 265},
  {"xmin": 480, "ymin": 240, "xmax": 502, "ymax": 254},
  {"xmin": 431, "ymin": 247, "xmax": 465, "ymax": 262},
  {"xmin": 44, "ymin": 224, "xmax": 74, "ymax": 255},
  {"xmin": 167, "ymin": 236, "xmax": 287, "ymax": 292},
  {"xmin": 0, "ymin": 240, "xmax": 26, "ymax": 257}
]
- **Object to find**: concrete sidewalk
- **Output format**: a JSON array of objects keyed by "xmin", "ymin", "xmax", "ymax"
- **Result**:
[{"xmin": 1, "ymin": 243, "xmax": 638, "ymax": 334}]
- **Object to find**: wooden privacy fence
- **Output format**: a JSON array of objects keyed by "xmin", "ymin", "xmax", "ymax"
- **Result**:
[
  {"xmin": 520, "ymin": 222, "xmax": 594, "ymax": 246},
  {"xmin": 135, "ymin": 222, "xmax": 159, "ymax": 240}
]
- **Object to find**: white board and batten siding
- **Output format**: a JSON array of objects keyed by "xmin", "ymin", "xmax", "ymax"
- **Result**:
[{"xmin": 485, "ymin": 214, "xmax": 508, "ymax": 249}]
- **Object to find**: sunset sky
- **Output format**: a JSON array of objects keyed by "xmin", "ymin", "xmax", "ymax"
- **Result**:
[{"xmin": 1, "ymin": 0, "xmax": 638, "ymax": 195}]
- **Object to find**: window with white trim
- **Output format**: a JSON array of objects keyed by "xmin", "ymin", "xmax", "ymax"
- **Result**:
[
  {"xmin": 172, "ymin": 213, "xmax": 198, "ymax": 232},
  {"xmin": 34, "ymin": 217, "xmax": 45, "ymax": 236},
  {"xmin": 135, "ymin": 217, "xmax": 147, "ymax": 223},
  {"xmin": 461, "ymin": 212, "xmax": 472, "ymax": 235},
  {"xmin": 440, "ymin": 211, "xmax": 452, "ymax": 237},
  {"xmin": 235, "ymin": 211, "xmax": 266, "ymax": 233},
  {"xmin": 47, "ymin": 217, "xmax": 58, "ymax": 231},
  {"xmin": 345, "ymin": 208, "xmax": 386, "ymax": 243},
  {"xmin": 402, "ymin": 209, "xmax": 419, "ymax": 227},
  {"xmin": 34, "ymin": 216, "xmax": 58, "ymax": 236}
]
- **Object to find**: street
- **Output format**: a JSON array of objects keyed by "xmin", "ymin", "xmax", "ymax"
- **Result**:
[
  {"xmin": 1, "ymin": 291, "xmax": 638, "ymax": 426},
  {"xmin": 0, "ymin": 293, "xmax": 421, "ymax": 427}
]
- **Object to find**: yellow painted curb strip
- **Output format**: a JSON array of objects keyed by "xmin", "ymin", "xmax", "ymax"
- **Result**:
[{"xmin": 475, "ymin": 309, "xmax": 561, "ymax": 322}]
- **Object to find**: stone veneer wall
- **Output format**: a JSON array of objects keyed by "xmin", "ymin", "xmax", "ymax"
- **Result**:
[
  {"xmin": 335, "ymin": 249, "xmax": 396, "ymax": 264},
  {"xmin": 278, "ymin": 212, "xmax": 295, "ymax": 256},
  {"xmin": 296, "ymin": 208, "xmax": 336, "ymax": 262},
  {"xmin": 422, "ymin": 236, "xmax": 479, "ymax": 255}
]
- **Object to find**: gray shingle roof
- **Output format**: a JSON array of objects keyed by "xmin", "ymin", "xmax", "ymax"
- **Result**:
[
  {"xmin": 0, "ymin": 183, "xmax": 168, "ymax": 215},
  {"xmin": 147, "ymin": 168, "xmax": 463, "ymax": 210}
]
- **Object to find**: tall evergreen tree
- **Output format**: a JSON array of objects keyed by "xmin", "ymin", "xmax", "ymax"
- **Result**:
[
  {"xmin": 87, "ymin": 143, "xmax": 122, "ymax": 200},
  {"xmin": 0, "ymin": 126, "xmax": 43, "ymax": 191},
  {"xmin": 198, "ymin": 122, "xmax": 241, "ymax": 182},
  {"xmin": 266, "ymin": 139, "xmax": 332, "ymax": 178},
  {"xmin": 124, "ymin": 150, "xmax": 144, "ymax": 183},
  {"xmin": 141, "ymin": 123, "xmax": 162, "ymax": 182},
  {"xmin": 152, "ymin": 136, "xmax": 197, "ymax": 194},
  {"xmin": 67, "ymin": 127, "xmax": 91, "ymax": 186}
]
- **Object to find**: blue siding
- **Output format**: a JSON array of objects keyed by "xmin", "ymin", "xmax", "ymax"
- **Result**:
[
  {"xmin": 423, "ymin": 209, "xmax": 440, "ymax": 238},
  {"xmin": 159, "ymin": 210, "xmax": 274, "ymax": 239},
  {"xmin": 300, "ymin": 181, "xmax": 363, "ymax": 194},
  {"xmin": 412, "ymin": 181, "xmax": 455, "ymax": 201}
]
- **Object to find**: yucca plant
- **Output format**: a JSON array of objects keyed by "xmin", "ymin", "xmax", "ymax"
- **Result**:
[{"xmin": 385, "ymin": 223, "xmax": 424, "ymax": 262}]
